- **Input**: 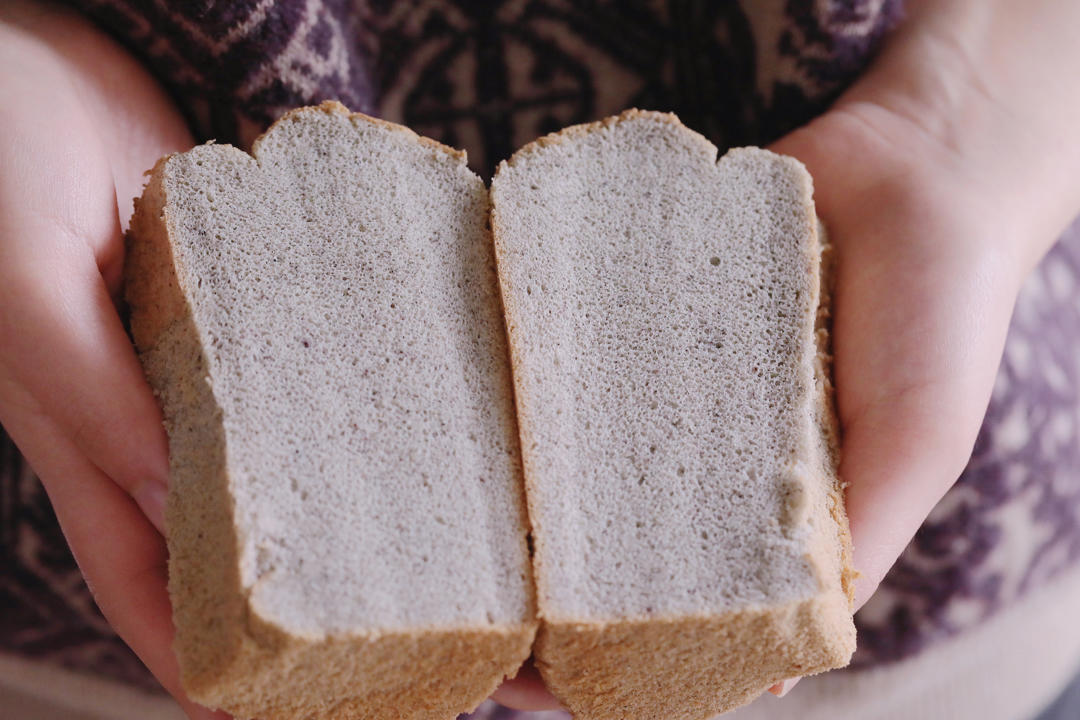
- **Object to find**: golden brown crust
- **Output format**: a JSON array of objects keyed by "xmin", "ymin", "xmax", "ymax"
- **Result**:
[
  {"xmin": 125, "ymin": 158, "xmax": 187, "ymax": 347},
  {"xmin": 812, "ymin": 219, "xmax": 858, "ymax": 606},
  {"xmin": 200, "ymin": 618, "xmax": 534, "ymax": 720},
  {"xmin": 125, "ymin": 104, "xmax": 535, "ymax": 720},
  {"xmin": 497, "ymin": 108, "xmax": 718, "ymax": 175},
  {"xmin": 126, "ymin": 154, "xmax": 250, "ymax": 707},
  {"xmin": 260, "ymin": 100, "xmax": 469, "ymax": 163},
  {"xmin": 537, "ymin": 595, "xmax": 853, "ymax": 720}
]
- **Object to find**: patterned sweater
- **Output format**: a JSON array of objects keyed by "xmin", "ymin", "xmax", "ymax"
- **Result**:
[{"xmin": 2, "ymin": 1, "xmax": 1079, "ymax": 717}]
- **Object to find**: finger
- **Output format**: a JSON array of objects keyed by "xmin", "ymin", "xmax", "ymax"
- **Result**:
[
  {"xmin": 1, "ymin": 406, "xmax": 227, "ymax": 720},
  {"xmin": 0, "ymin": 0, "xmax": 194, "ymax": 299},
  {"xmin": 490, "ymin": 658, "xmax": 564, "ymax": 711},
  {"xmin": 768, "ymin": 677, "xmax": 800, "ymax": 697},
  {"xmin": 830, "ymin": 219, "xmax": 1017, "ymax": 609},
  {"xmin": 0, "ymin": 234, "xmax": 169, "ymax": 531},
  {"xmin": 841, "ymin": 390, "xmax": 990, "ymax": 608},
  {"xmin": 770, "ymin": 118, "xmax": 1020, "ymax": 610}
]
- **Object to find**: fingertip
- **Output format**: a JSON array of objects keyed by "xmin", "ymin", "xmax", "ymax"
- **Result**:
[
  {"xmin": 768, "ymin": 677, "xmax": 801, "ymax": 698},
  {"xmin": 173, "ymin": 690, "xmax": 229, "ymax": 720},
  {"xmin": 490, "ymin": 659, "xmax": 564, "ymax": 711},
  {"xmin": 182, "ymin": 704, "xmax": 230, "ymax": 720}
]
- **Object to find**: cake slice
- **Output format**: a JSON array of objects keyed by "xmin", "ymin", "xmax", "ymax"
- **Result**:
[
  {"xmin": 490, "ymin": 110, "xmax": 855, "ymax": 719},
  {"xmin": 125, "ymin": 102, "xmax": 536, "ymax": 720}
]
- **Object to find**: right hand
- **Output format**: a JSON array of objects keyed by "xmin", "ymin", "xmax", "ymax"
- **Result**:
[{"xmin": 0, "ymin": 2, "xmax": 221, "ymax": 718}]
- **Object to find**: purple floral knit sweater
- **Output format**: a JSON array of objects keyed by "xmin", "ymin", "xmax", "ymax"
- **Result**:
[{"xmin": 2, "ymin": 0, "xmax": 1080, "ymax": 716}]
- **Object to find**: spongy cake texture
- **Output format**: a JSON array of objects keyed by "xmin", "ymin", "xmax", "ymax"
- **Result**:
[
  {"xmin": 491, "ymin": 110, "xmax": 854, "ymax": 719},
  {"xmin": 125, "ymin": 102, "xmax": 536, "ymax": 720}
]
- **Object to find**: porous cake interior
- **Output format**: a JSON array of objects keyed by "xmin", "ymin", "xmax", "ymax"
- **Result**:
[
  {"xmin": 492, "ymin": 113, "xmax": 828, "ymax": 621},
  {"xmin": 160, "ymin": 107, "xmax": 530, "ymax": 633}
]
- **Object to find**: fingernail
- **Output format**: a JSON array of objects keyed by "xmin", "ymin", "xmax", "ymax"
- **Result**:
[
  {"xmin": 769, "ymin": 677, "xmax": 800, "ymax": 698},
  {"xmin": 135, "ymin": 481, "xmax": 168, "ymax": 534}
]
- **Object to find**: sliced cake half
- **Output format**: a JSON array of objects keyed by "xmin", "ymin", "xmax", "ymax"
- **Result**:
[
  {"xmin": 490, "ymin": 109, "xmax": 854, "ymax": 720},
  {"xmin": 125, "ymin": 102, "xmax": 536, "ymax": 720}
]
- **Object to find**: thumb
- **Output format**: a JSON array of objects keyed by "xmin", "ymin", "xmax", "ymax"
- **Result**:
[
  {"xmin": 767, "ymin": 115, "xmax": 1020, "ymax": 609},
  {"xmin": 841, "ymin": 383, "xmax": 989, "ymax": 608},
  {"xmin": 762, "ymin": 116, "xmax": 1019, "ymax": 700}
]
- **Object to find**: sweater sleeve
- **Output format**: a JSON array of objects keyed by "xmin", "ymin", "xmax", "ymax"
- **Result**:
[
  {"xmin": 57, "ymin": 0, "xmax": 378, "ymax": 147},
  {"xmin": 59, "ymin": 0, "xmax": 902, "ymax": 168}
]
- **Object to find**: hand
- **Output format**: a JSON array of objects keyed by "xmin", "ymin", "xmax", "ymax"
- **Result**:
[
  {"xmin": 0, "ymin": 2, "xmax": 219, "ymax": 718},
  {"xmin": 766, "ymin": 0, "xmax": 1080, "ymax": 696}
]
